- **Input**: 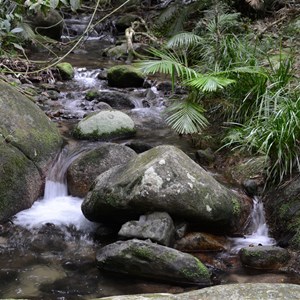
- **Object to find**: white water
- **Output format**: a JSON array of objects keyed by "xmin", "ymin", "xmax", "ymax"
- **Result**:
[
  {"xmin": 14, "ymin": 147, "xmax": 96, "ymax": 233},
  {"xmin": 230, "ymin": 196, "xmax": 275, "ymax": 253}
]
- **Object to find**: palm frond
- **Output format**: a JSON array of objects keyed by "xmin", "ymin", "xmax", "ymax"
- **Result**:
[
  {"xmin": 166, "ymin": 32, "xmax": 203, "ymax": 49},
  {"xmin": 165, "ymin": 100, "xmax": 208, "ymax": 135},
  {"xmin": 186, "ymin": 74, "xmax": 235, "ymax": 92},
  {"xmin": 135, "ymin": 48, "xmax": 197, "ymax": 81}
]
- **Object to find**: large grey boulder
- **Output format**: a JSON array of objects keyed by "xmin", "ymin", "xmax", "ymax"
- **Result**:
[
  {"xmin": 94, "ymin": 283, "xmax": 300, "ymax": 299},
  {"xmin": 67, "ymin": 143, "xmax": 137, "ymax": 197},
  {"xmin": 96, "ymin": 239, "xmax": 211, "ymax": 286},
  {"xmin": 0, "ymin": 81, "xmax": 62, "ymax": 222},
  {"xmin": 73, "ymin": 110, "xmax": 136, "ymax": 140},
  {"xmin": 118, "ymin": 212, "xmax": 175, "ymax": 246},
  {"xmin": 82, "ymin": 145, "xmax": 243, "ymax": 233}
]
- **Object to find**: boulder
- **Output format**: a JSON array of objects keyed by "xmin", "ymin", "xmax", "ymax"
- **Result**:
[
  {"xmin": 107, "ymin": 65, "xmax": 145, "ymax": 88},
  {"xmin": 174, "ymin": 232, "xmax": 226, "ymax": 252},
  {"xmin": 118, "ymin": 212, "xmax": 175, "ymax": 246},
  {"xmin": 85, "ymin": 90, "xmax": 135, "ymax": 109},
  {"xmin": 73, "ymin": 110, "xmax": 136, "ymax": 140},
  {"xmin": 56, "ymin": 62, "xmax": 74, "ymax": 80},
  {"xmin": 95, "ymin": 283, "xmax": 300, "ymax": 300},
  {"xmin": 239, "ymin": 246, "xmax": 290, "ymax": 270},
  {"xmin": 0, "ymin": 81, "xmax": 62, "ymax": 222},
  {"xmin": 82, "ymin": 145, "xmax": 244, "ymax": 233},
  {"xmin": 67, "ymin": 143, "xmax": 137, "ymax": 197},
  {"xmin": 264, "ymin": 177, "xmax": 300, "ymax": 250},
  {"xmin": 96, "ymin": 239, "xmax": 211, "ymax": 286},
  {"xmin": 26, "ymin": 10, "xmax": 63, "ymax": 40}
]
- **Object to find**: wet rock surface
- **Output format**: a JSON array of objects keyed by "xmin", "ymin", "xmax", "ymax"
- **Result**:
[
  {"xmin": 96, "ymin": 239, "xmax": 212, "ymax": 286},
  {"xmin": 239, "ymin": 246, "xmax": 291, "ymax": 270}
]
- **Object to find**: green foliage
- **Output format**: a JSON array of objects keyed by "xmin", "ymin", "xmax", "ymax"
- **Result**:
[
  {"xmin": 165, "ymin": 93, "xmax": 208, "ymax": 135},
  {"xmin": 0, "ymin": 0, "xmax": 80, "ymax": 54}
]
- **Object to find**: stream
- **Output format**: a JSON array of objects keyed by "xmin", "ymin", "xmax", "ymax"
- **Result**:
[{"xmin": 1, "ymin": 37, "xmax": 299, "ymax": 299}]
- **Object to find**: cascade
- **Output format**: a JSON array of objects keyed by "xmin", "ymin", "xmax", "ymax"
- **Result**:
[
  {"xmin": 13, "ymin": 146, "xmax": 96, "ymax": 232},
  {"xmin": 230, "ymin": 196, "xmax": 275, "ymax": 253}
]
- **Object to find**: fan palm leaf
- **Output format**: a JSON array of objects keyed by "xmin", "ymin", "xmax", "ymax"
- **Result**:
[
  {"xmin": 166, "ymin": 32, "xmax": 203, "ymax": 49},
  {"xmin": 186, "ymin": 74, "xmax": 235, "ymax": 92},
  {"xmin": 165, "ymin": 99, "xmax": 208, "ymax": 135}
]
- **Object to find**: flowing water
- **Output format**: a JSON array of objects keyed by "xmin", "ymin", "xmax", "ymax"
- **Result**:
[
  {"xmin": 2, "ymin": 39, "xmax": 299, "ymax": 298},
  {"xmin": 230, "ymin": 196, "xmax": 276, "ymax": 253}
]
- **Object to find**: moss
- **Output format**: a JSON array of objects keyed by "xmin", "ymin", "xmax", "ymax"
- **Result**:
[
  {"xmin": 132, "ymin": 246, "xmax": 155, "ymax": 261},
  {"xmin": 56, "ymin": 62, "xmax": 74, "ymax": 80},
  {"xmin": 231, "ymin": 198, "xmax": 241, "ymax": 216},
  {"xmin": 85, "ymin": 89, "xmax": 99, "ymax": 101},
  {"xmin": 73, "ymin": 126, "xmax": 136, "ymax": 141},
  {"xmin": 180, "ymin": 257, "xmax": 210, "ymax": 280}
]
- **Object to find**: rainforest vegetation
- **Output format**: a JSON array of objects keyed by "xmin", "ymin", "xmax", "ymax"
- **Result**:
[{"xmin": 0, "ymin": 0, "xmax": 299, "ymax": 185}]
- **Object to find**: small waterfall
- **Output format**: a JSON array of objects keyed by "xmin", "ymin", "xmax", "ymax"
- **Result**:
[
  {"xmin": 14, "ymin": 146, "xmax": 96, "ymax": 232},
  {"xmin": 230, "ymin": 196, "xmax": 275, "ymax": 253}
]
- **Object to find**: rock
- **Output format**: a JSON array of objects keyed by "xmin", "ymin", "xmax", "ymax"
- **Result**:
[
  {"xmin": 195, "ymin": 148, "xmax": 215, "ymax": 165},
  {"xmin": 95, "ymin": 283, "xmax": 300, "ymax": 299},
  {"xmin": 96, "ymin": 239, "xmax": 211, "ymax": 286},
  {"xmin": 73, "ymin": 110, "xmax": 136, "ymax": 140},
  {"xmin": 82, "ymin": 145, "xmax": 244, "ymax": 233},
  {"xmin": 264, "ymin": 177, "xmax": 300, "ymax": 250},
  {"xmin": 107, "ymin": 65, "xmax": 145, "ymax": 88},
  {"xmin": 85, "ymin": 90, "xmax": 135, "ymax": 109},
  {"xmin": 0, "ymin": 138, "xmax": 42, "ymax": 222},
  {"xmin": 67, "ymin": 143, "xmax": 137, "ymax": 197},
  {"xmin": 118, "ymin": 212, "xmax": 175, "ymax": 246},
  {"xmin": 56, "ymin": 62, "xmax": 75, "ymax": 80},
  {"xmin": 227, "ymin": 156, "xmax": 269, "ymax": 194},
  {"xmin": 174, "ymin": 232, "xmax": 227, "ymax": 252},
  {"xmin": 0, "ymin": 81, "xmax": 62, "ymax": 222},
  {"xmin": 26, "ymin": 9, "xmax": 63, "ymax": 40},
  {"xmin": 115, "ymin": 14, "xmax": 140, "ymax": 33},
  {"xmin": 125, "ymin": 141, "xmax": 152, "ymax": 153},
  {"xmin": 239, "ymin": 246, "xmax": 291, "ymax": 270}
]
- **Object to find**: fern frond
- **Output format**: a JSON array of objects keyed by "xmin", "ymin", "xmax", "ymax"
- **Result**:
[
  {"xmin": 166, "ymin": 32, "xmax": 203, "ymax": 49},
  {"xmin": 165, "ymin": 100, "xmax": 208, "ymax": 135}
]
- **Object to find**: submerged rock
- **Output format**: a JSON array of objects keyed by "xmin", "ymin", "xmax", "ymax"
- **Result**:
[
  {"xmin": 73, "ymin": 110, "xmax": 136, "ymax": 140},
  {"xmin": 174, "ymin": 232, "xmax": 227, "ymax": 252},
  {"xmin": 67, "ymin": 143, "xmax": 137, "ymax": 197},
  {"xmin": 96, "ymin": 283, "xmax": 300, "ymax": 299},
  {"xmin": 118, "ymin": 212, "xmax": 175, "ymax": 246},
  {"xmin": 0, "ymin": 81, "xmax": 62, "ymax": 222},
  {"xmin": 239, "ymin": 246, "xmax": 291, "ymax": 270},
  {"xmin": 82, "ymin": 145, "xmax": 244, "ymax": 233},
  {"xmin": 96, "ymin": 239, "xmax": 211, "ymax": 286}
]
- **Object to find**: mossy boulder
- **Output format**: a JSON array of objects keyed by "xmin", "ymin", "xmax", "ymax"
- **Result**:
[
  {"xmin": 73, "ymin": 110, "xmax": 136, "ymax": 140},
  {"xmin": 239, "ymin": 246, "xmax": 290, "ymax": 270},
  {"xmin": 0, "ymin": 81, "xmax": 62, "ymax": 172},
  {"xmin": 0, "ymin": 81, "xmax": 62, "ymax": 222},
  {"xmin": 56, "ymin": 62, "xmax": 74, "ymax": 80},
  {"xmin": 107, "ymin": 65, "xmax": 145, "ymax": 88},
  {"xmin": 96, "ymin": 239, "xmax": 212, "ymax": 286},
  {"xmin": 265, "ymin": 177, "xmax": 300, "ymax": 250},
  {"xmin": 67, "ymin": 143, "xmax": 137, "ymax": 197},
  {"xmin": 82, "ymin": 145, "xmax": 246, "ymax": 233},
  {"xmin": 95, "ymin": 283, "xmax": 300, "ymax": 300}
]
